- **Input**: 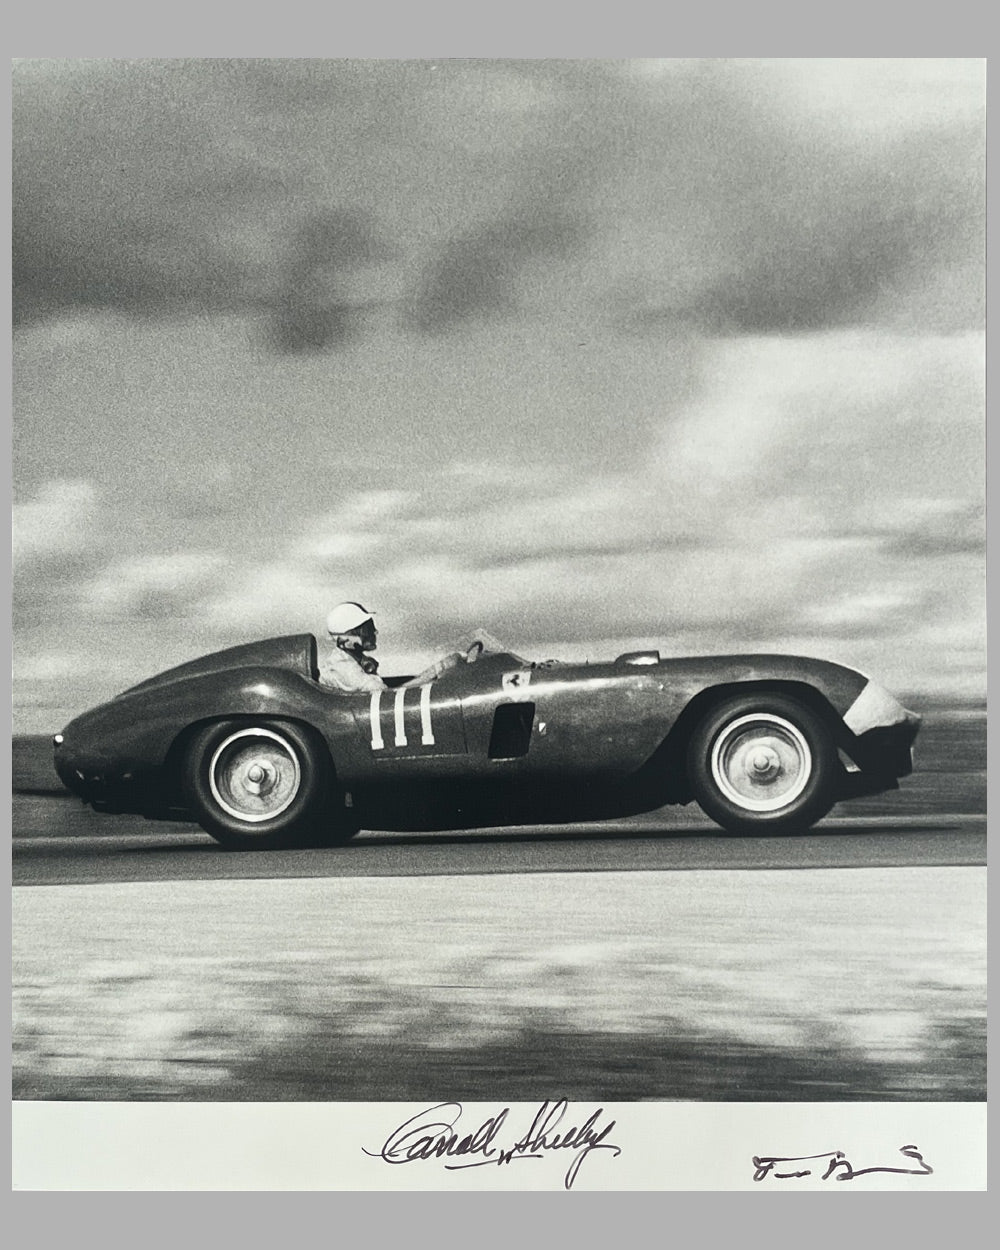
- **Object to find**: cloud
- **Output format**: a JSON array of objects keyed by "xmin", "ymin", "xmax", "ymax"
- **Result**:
[
  {"xmin": 290, "ymin": 491, "xmax": 421, "ymax": 565},
  {"xmin": 687, "ymin": 122, "xmax": 984, "ymax": 335},
  {"xmin": 605, "ymin": 63, "xmax": 984, "ymax": 339},
  {"xmin": 652, "ymin": 331, "xmax": 983, "ymax": 501},
  {"xmin": 831, "ymin": 500, "xmax": 985, "ymax": 560},
  {"xmin": 14, "ymin": 60, "xmax": 982, "ymax": 345},
  {"xmin": 81, "ymin": 552, "xmax": 228, "ymax": 621},
  {"xmin": 12, "ymin": 478, "xmax": 108, "ymax": 635},
  {"xmin": 171, "ymin": 325, "xmax": 981, "ymax": 692},
  {"xmin": 405, "ymin": 59, "xmax": 982, "ymax": 339},
  {"xmin": 406, "ymin": 208, "xmax": 586, "ymax": 333},
  {"xmin": 199, "ymin": 565, "xmax": 328, "ymax": 638},
  {"xmin": 10, "ymin": 62, "xmax": 986, "ymax": 720},
  {"xmin": 11, "ymin": 61, "xmax": 383, "ymax": 331},
  {"xmin": 794, "ymin": 587, "xmax": 927, "ymax": 638},
  {"xmin": 15, "ymin": 652, "xmax": 100, "ymax": 682},
  {"xmin": 11, "ymin": 322, "xmax": 983, "ymax": 708},
  {"xmin": 268, "ymin": 209, "xmax": 382, "ymax": 353},
  {"xmin": 12, "ymin": 478, "xmax": 99, "ymax": 567}
]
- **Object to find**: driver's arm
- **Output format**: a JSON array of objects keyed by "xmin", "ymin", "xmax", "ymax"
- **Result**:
[{"xmin": 402, "ymin": 652, "xmax": 465, "ymax": 686}]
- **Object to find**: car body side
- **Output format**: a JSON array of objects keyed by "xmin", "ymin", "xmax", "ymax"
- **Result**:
[{"xmin": 54, "ymin": 633, "xmax": 918, "ymax": 830}]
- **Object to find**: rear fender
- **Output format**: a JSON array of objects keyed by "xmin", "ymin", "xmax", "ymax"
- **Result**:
[
  {"xmin": 89, "ymin": 665, "xmax": 340, "ymax": 760},
  {"xmin": 58, "ymin": 665, "xmax": 351, "ymax": 815},
  {"xmin": 160, "ymin": 713, "xmax": 340, "ymax": 812}
]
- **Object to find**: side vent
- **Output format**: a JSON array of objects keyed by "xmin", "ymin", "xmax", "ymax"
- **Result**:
[{"xmin": 489, "ymin": 702, "xmax": 535, "ymax": 759}]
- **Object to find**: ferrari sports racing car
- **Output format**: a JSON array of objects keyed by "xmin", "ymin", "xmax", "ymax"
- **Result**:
[{"xmin": 54, "ymin": 630, "xmax": 920, "ymax": 849}]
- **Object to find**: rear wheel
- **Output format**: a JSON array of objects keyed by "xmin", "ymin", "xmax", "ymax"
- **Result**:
[
  {"xmin": 183, "ymin": 720, "xmax": 355, "ymax": 850},
  {"xmin": 687, "ymin": 694, "xmax": 838, "ymax": 835}
]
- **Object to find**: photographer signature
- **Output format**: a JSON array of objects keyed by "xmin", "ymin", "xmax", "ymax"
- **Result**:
[
  {"xmin": 364, "ymin": 1100, "xmax": 621, "ymax": 1190},
  {"xmin": 753, "ymin": 1144, "xmax": 933, "ymax": 1182}
]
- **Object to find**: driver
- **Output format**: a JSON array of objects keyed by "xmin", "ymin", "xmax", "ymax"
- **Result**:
[
  {"xmin": 319, "ymin": 602, "xmax": 387, "ymax": 693},
  {"xmin": 320, "ymin": 602, "xmax": 486, "ymax": 693}
]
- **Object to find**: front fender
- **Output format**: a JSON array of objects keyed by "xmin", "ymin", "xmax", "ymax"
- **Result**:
[{"xmin": 658, "ymin": 654, "xmax": 871, "ymax": 718}]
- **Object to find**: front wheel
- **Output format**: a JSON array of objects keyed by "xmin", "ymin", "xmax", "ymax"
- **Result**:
[
  {"xmin": 686, "ymin": 694, "xmax": 838, "ymax": 835},
  {"xmin": 183, "ymin": 720, "xmax": 353, "ymax": 850}
]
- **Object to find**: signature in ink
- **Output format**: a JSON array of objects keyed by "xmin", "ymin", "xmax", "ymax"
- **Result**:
[
  {"xmin": 753, "ymin": 1144, "xmax": 933, "ymax": 1182},
  {"xmin": 364, "ymin": 1100, "xmax": 621, "ymax": 1190}
]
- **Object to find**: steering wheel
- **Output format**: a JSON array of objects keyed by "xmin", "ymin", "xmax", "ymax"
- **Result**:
[{"xmin": 465, "ymin": 639, "xmax": 484, "ymax": 663}]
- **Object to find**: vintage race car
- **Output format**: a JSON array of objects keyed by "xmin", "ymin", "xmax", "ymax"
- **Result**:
[{"xmin": 53, "ymin": 630, "xmax": 920, "ymax": 849}]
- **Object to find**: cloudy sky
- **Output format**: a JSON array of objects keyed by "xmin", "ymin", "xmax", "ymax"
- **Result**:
[{"xmin": 12, "ymin": 58, "xmax": 985, "ymax": 731}]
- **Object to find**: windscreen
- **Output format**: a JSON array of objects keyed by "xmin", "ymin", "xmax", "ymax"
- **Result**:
[{"xmin": 456, "ymin": 628, "xmax": 527, "ymax": 664}]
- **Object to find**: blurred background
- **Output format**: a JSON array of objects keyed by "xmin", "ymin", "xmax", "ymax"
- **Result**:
[{"xmin": 12, "ymin": 58, "xmax": 986, "ymax": 732}]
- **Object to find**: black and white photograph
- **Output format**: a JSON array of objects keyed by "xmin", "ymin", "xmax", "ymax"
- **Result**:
[{"xmin": 10, "ymin": 57, "xmax": 986, "ymax": 1190}]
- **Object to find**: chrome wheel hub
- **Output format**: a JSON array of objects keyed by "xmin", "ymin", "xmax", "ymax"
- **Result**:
[
  {"xmin": 749, "ymin": 747, "xmax": 780, "ymax": 780},
  {"xmin": 242, "ymin": 760, "xmax": 277, "ymax": 795},
  {"xmin": 209, "ymin": 728, "xmax": 301, "ymax": 823},
  {"xmin": 710, "ymin": 713, "xmax": 812, "ymax": 812}
]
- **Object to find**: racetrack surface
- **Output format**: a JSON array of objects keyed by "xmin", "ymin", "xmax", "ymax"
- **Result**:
[{"xmin": 11, "ymin": 797, "xmax": 987, "ymax": 886}]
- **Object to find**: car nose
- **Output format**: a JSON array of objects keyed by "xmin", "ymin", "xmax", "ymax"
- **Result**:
[{"xmin": 842, "ymin": 680, "xmax": 915, "ymax": 737}]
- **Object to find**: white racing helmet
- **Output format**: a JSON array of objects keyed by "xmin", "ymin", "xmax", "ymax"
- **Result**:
[{"xmin": 326, "ymin": 601, "xmax": 375, "ymax": 636}]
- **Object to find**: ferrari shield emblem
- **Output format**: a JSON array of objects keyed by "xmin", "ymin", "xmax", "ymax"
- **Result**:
[{"xmin": 502, "ymin": 670, "xmax": 532, "ymax": 701}]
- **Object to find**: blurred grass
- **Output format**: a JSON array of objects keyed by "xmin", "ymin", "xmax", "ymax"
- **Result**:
[
  {"xmin": 12, "ymin": 868, "xmax": 986, "ymax": 1102},
  {"xmin": 13, "ymin": 1018, "xmax": 985, "ymax": 1103}
]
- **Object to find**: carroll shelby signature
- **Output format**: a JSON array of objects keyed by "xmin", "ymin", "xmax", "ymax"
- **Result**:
[
  {"xmin": 753, "ymin": 1144, "xmax": 934, "ymax": 1182},
  {"xmin": 364, "ymin": 1100, "xmax": 621, "ymax": 1190}
]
